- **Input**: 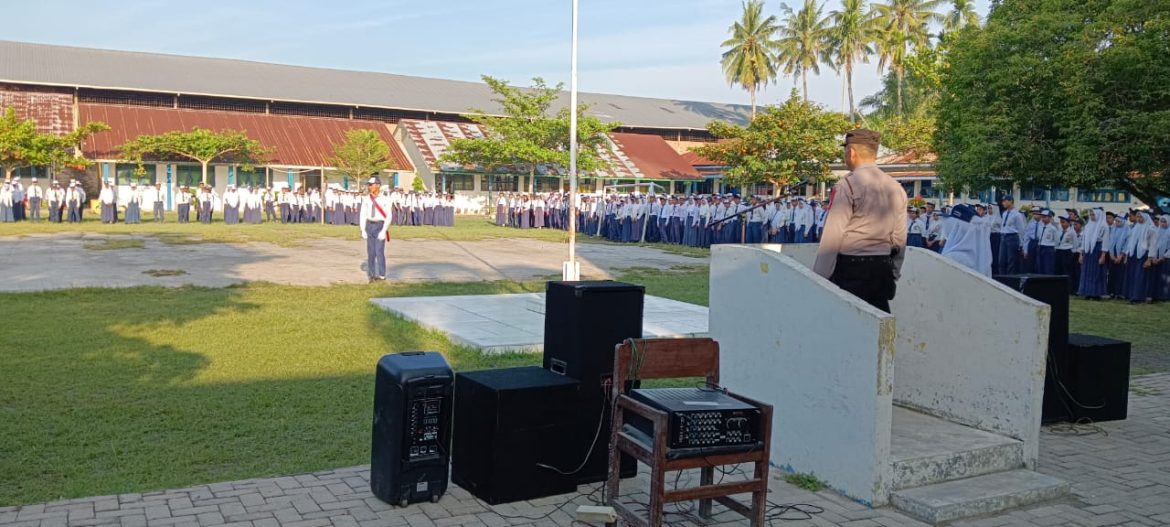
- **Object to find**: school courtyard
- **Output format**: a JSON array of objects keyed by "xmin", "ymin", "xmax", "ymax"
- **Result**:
[{"xmin": 1, "ymin": 220, "xmax": 1169, "ymax": 527}]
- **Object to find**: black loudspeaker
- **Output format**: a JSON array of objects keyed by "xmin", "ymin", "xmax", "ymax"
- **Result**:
[
  {"xmin": 371, "ymin": 352, "xmax": 453, "ymax": 506},
  {"xmin": 994, "ymin": 274, "xmax": 1072, "ymax": 423},
  {"xmin": 452, "ymin": 367, "xmax": 580, "ymax": 505},
  {"xmin": 1067, "ymin": 333, "xmax": 1131, "ymax": 422},
  {"xmin": 543, "ymin": 280, "xmax": 643, "ymax": 484}
]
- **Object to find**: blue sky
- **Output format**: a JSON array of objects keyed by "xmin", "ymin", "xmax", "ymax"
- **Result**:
[{"xmin": 5, "ymin": 0, "xmax": 990, "ymax": 110}]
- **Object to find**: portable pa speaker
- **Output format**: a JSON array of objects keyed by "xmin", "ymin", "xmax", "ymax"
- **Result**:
[
  {"xmin": 543, "ymin": 280, "xmax": 643, "ymax": 484},
  {"xmin": 370, "ymin": 352, "xmax": 453, "ymax": 506},
  {"xmin": 452, "ymin": 367, "xmax": 579, "ymax": 505},
  {"xmin": 1067, "ymin": 333, "xmax": 1131, "ymax": 422},
  {"xmin": 994, "ymin": 274, "xmax": 1071, "ymax": 423}
]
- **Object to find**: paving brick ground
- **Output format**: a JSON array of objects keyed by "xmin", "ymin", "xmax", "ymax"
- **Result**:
[{"xmin": 3, "ymin": 374, "xmax": 1167, "ymax": 527}]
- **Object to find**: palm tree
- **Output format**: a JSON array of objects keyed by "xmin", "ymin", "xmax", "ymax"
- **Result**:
[
  {"xmin": 776, "ymin": 0, "xmax": 831, "ymax": 102},
  {"xmin": 721, "ymin": 0, "xmax": 782, "ymax": 119},
  {"xmin": 827, "ymin": 0, "xmax": 874, "ymax": 121},
  {"xmin": 873, "ymin": 0, "xmax": 943, "ymax": 115},
  {"xmin": 943, "ymin": 0, "xmax": 981, "ymax": 33}
]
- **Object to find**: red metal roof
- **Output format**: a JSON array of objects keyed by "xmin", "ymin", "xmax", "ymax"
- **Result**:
[
  {"xmin": 609, "ymin": 133, "xmax": 702, "ymax": 180},
  {"xmin": 1, "ymin": 87, "xmax": 74, "ymax": 136},
  {"xmin": 78, "ymin": 103, "xmax": 413, "ymax": 170},
  {"xmin": 680, "ymin": 150, "xmax": 719, "ymax": 167},
  {"xmin": 398, "ymin": 119, "xmax": 700, "ymax": 180}
]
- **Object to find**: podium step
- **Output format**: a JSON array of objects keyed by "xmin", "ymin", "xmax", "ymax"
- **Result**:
[
  {"xmin": 891, "ymin": 469, "xmax": 1070, "ymax": 525},
  {"xmin": 890, "ymin": 407, "xmax": 1025, "ymax": 490}
]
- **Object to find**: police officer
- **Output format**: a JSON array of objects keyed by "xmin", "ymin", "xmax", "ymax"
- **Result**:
[
  {"xmin": 813, "ymin": 129, "xmax": 908, "ymax": 313},
  {"xmin": 360, "ymin": 176, "xmax": 392, "ymax": 282}
]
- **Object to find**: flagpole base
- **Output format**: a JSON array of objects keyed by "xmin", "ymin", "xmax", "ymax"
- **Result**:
[{"xmin": 562, "ymin": 261, "xmax": 580, "ymax": 281}]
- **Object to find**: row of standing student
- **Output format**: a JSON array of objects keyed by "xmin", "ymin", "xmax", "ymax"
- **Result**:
[
  {"xmin": 12, "ymin": 180, "xmax": 455, "ymax": 228},
  {"xmin": 493, "ymin": 192, "xmax": 828, "ymax": 247}
]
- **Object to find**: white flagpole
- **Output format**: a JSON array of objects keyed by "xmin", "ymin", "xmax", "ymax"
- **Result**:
[{"xmin": 564, "ymin": 0, "xmax": 581, "ymax": 281}]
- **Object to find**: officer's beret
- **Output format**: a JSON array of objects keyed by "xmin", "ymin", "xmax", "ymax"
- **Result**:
[{"xmin": 843, "ymin": 128, "xmax": 881, "ymax": 148}]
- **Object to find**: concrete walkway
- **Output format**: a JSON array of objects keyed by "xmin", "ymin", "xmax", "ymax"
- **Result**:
[
  {"xmin": 3, "ymin": 374, "xmax": 1167, "ymax": 527},
  {"xmin": 0, "ymin": 234, "xmax": 701, "ymax": 291}
]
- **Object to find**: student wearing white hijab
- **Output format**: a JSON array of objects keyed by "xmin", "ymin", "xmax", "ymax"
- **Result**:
[
  {"xmin": 1123, "ymin": 211, "xmax": 1153, "ymax": 303},
  {"xmin": 1106, "ymin": 213, "xmax": 1128, "ymax": 298},
  {"xmin": 1077, "ymin": 208, "xmax": 1110, "ymax": 299},
  {"xmin": 941, "ymin": 204, "xmax": 991, "ymax": 276},
  {"xmin": 1153, "ymin": 215, "xmax": 1170, "ymax": 301}
]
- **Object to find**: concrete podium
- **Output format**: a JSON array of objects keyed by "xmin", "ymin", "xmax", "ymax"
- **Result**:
[{"xmin": 710, "ymin": 244, "xmax": 1067, "ymax": 523}]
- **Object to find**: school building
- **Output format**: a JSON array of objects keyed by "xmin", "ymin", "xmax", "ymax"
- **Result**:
[
  {"xmin": 0, "ymin": 40, "xmax": 742, "ymax": 209},
  {"xmin": 0, "ymin": 40, "xmax": 1143, "ymax": 213}
]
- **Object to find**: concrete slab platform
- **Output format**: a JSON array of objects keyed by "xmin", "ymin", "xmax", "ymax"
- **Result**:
[{"xmin": 371, "ymin": 293, "xmax": 708, "ymax": 353}]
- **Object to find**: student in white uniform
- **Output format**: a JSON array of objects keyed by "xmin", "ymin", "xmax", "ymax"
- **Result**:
[
  {"xmin": 360, "ymin": 176, "xmax": 392, "ymax": 282},
  {"xmin": 24, "ymin": 177, "xmax": 43, "ymax": 222},
  {"xmin": 1035, "ymin": 210, "xmax": 1059, "ymax": 274}
]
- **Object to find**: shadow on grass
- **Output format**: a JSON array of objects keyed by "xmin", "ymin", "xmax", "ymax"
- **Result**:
[{"xmin": 0, "ymin": 286, "xmax": 260, "ymax": 505}]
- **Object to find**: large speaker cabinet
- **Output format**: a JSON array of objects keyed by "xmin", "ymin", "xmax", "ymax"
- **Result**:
[
  {"xmin": 994, "ymin": 274, "xmax": 1071, "ymax": 423},
  {"xmin": 370, "ymin": 352, "xmax": 453, "ymax": 507},
  {"xmin": 452, "ymin": 367, "xmax": 580, "ymax": 504},
  {"xmin": 543, "ymin": 280, "xmax": 643, "ymax": 483}
]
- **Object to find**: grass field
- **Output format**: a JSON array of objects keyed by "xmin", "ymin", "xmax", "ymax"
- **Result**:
[
  {"xmin": 1, "ymin": 261, "xmax": 1164, "ymax": 505},
  {"xmin": 0, "ymin": 265, "xmax": 710, "ymax": 506}
]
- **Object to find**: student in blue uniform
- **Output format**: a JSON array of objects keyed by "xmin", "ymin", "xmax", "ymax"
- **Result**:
[
  {"xmin": 1035, "ymin": 210, "xmax": 1059, "ymax": 274},
  {"xmin": 998, "ymin": 196, "xmax": 1026, "ymax": 274},
  {"xmin": 1107, "ymin": 213, "xmax": 1128, "ymax": 298},
  {"xmin": 907, "ymin": 208, "xmax": 926, "ymax": 248},
  {"xmin": 1123, "ymin": 211, "xmax": 1153, "ymax": 303},
  {"xmin": 1077, "ymin": 208, "xmax": 1110, "ymax": 299},
  {"xmin": 1152, "ymin": 215, "xmax": 1170, "ymax": 302}
]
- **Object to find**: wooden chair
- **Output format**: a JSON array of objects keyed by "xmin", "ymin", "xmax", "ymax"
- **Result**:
[{"xmin": 605, "ymin": 338, "xmax": 772, "ymax": 527}]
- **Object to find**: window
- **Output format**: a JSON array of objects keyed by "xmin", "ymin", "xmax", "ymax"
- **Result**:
[
  {"xmin": 236, "ymin": 167, "xmax": 267, "ymax": 188},
  {"xmin": 1020, "ymin": 186, "xmax": 1047, "ymax": 201},
  {"xmin": 176, "ymin": 165, "xmax": 214, "ymax": 187},
  {"xmin": 535, "ymin": 176, "xmax": 562, "ymax": 192},
  {"xmin": 1077, "ymin": 189, "xmax": 1129, "ymax": 203},
  {"xmin": 443, "ymin": 174, "xmax": 475, "ymax": 191},
  {"xmin": 12, "ymin": 166, "xmax": 45, "ymax": 178},
  {"xmin": 486, "ymin": 175, "xmax": 518, "ymax": 192},
  {"xmin": 115, "ymin": 163, "xmax": 156, "ymax": 186},
  {"xmin": 901, "ymin": 182, "xmax": 914, "ymax": 197},
  {"xmin": 920, "ymin": 180, "xmax": 938, "ymax": 199},
  {"xmin": 750, "ymin": 183, "xmax": 774, "ymax": 196}
]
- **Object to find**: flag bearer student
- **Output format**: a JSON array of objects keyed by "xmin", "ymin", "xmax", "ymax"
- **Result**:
[
  {"xmin": 360, "ymin": 176, "xmax": 392, "ymax": 283},
  {"xmin": 26, "ymin": 177, "xmax": 43, "ymax": 222},
  {"xmin": 1035, "ymin": 210, "xmax": 1059, "ymax": 274},
  {"xmin": 813, "ymin": 128, "xmax": 908, "ymax": 313}
]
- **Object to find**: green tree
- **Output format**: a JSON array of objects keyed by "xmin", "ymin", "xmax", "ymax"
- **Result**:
[
  {"xmin": 120, "ymin": 128, "xmax": 268, "ymax": 185},
  {"xmin": 720, "ymin": 0, "xmax": 782, "ymax": 118},
  {"xmin": 328, "ymin": 129, "xmax": 400, "ymax": 188},
  {"xmin": 827, "ymin": 0, "xmax": 875, "ymax": 121},
  {"xmin": 873, "ymin": 0, "xmax": 943, "ymax": 115},
  {"xmin": 693, "ymin": 92, "xmax": 851, "ymax": 195},
  {"xmin": 943, "ymin": 0, "xmax": 980, "ymax": 33},
  {"xmin": 777, "ymin": 0, "xmax": 831, "ymax": 102},
  {"xmin": 0, "ymin": 107, "xmax": 109, "ymax": 179},
  {"xmin": 441, "ymin": 76, "xmax": 561, "ymax": 194},
  {"xmin": 935, "ymin": 0, "xmax": 1170, "ymax": 207}
]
